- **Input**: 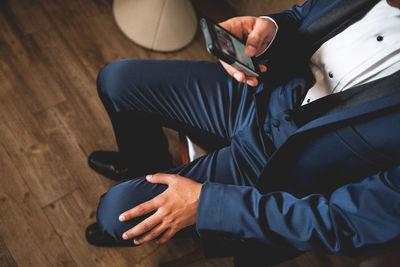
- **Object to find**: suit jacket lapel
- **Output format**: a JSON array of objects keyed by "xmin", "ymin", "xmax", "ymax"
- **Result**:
[{"xmin": 294, "ymin": 92, "xmax": 400, "ymax": 135}]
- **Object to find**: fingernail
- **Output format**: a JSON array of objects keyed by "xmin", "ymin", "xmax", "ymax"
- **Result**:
[
  {"xmin": 119, "ymin": 215, "xmax": 125, "ymax": 221},
  {"xmin": 134, "ymin": 239, "xmax": 140, "ymax": 245},
  {"xmin": 146, "ymin": 175, "xmax": 153, "ymax": 180},
  {"xmin": 122, "ymin": 233, "xmax": 128, "ymax": 240},
  {"xmin": 233, "ymin": 73, "xmax": 241, "ymax": 81}
]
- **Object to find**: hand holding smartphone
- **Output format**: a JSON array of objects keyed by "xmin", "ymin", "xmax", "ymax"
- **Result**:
[{"xmin": 200, "ymin": 17, "xmax": 261, "ymax": 77}]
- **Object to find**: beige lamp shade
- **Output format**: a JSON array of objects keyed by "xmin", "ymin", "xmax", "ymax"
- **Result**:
[{"xmin": 113, "ymin": 0, "xmax": 198, "ymax": 52}]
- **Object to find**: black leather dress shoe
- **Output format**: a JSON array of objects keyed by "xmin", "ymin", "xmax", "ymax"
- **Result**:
[
  {"xmin": 88, "ymin": 150, "xmax": 174, "ymax": 181},
  {"xmin": 88, "ymin": 151, "xmax": 133, "ymax": 181},
  {"xmin": 86, "ymin": 223, "xmax": 133, "ymax": 247}
]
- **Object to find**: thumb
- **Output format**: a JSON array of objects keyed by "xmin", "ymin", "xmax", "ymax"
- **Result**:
[
  {"xmin": 245, "ymin": 19, "xmax": 271, "ymax": 57},
  {"xmin": 146, "ymin": 173, "xmax": 170, "ymax": 185}
]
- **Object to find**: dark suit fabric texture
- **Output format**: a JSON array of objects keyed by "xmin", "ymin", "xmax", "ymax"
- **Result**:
[{"xmin": 95, "ymin": 0, "xmax": 400, "ymax": 264}]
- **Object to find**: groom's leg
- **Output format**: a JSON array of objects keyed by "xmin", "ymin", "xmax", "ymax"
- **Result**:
[
  {"xmin": 96, "ymin": 124, "xmax": 270, "ymax": 240},
  {"xmin": 96, "ymin": 59, "xmax": 258, "ymax": 172}
]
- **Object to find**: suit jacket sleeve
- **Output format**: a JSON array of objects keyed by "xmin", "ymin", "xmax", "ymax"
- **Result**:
[
  {"xmin": 258, "ymin": 0, "xmax": 317, "ymax": 61},
  {"xmin": 196, "ymin": 166, "xmax": 400, "ymax": 255}
]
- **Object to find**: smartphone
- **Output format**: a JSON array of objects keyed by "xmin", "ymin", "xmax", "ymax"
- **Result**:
[{"xmin": 200, "ymin": 17, "xmax": 260, "ymax": 77}]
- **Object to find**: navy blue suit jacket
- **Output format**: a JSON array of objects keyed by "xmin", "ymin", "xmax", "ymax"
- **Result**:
[{"xmin": 196, "ymin": 0, "xmax": 400, "ymax": 256}]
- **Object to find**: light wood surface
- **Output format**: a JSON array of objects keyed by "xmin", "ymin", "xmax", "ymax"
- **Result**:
[
  {"xmin": 113, "ymin": 0, "xmax": 198, "ymax": 52},
  {"xmin": 0, "ymin": 0, "xmax": 385, "ymax": 266}
]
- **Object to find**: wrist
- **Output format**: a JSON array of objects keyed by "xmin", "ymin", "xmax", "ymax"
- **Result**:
[
  {"xmin": 256, "ymin": 16, "xmax": 278, "ymax": 57},
  {"xmin": 192, "ymin": 183, "xmax": 203, "ymax": 223}
]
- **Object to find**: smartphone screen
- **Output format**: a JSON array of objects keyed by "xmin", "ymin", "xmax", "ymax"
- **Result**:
[{"xmin": 213, "ymin": 25, "xmax": 256, "ymax": 72}]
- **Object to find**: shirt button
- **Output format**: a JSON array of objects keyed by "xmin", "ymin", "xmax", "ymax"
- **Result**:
[
  {"xmin": 377, "ymin": 35, "xmax": 384, "ymax": 42},
  {"xmin": 272, "ymin": 119, "xmax": 280, "ymax": 128},
  {"xmin": 328, "ymin": 72, "xmax": 334, "ymax": 78},
  {"xmin": 307, "ymin": 98, "xmax": 311, "ymax": 103}
]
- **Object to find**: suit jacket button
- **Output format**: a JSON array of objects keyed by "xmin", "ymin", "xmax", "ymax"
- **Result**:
[{"xmin": 272, "ymin": 119, "xmax": 280, "ymax": 127}]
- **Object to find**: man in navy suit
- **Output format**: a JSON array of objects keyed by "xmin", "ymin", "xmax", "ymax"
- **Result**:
[{"xmin": 86, "ymin": 0, "xmax": 400, "ymax": 264}]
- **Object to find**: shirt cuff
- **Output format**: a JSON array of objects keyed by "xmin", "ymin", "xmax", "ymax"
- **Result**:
[{"xmin": 256, "ymin": 16, "xmax": 279, "ymax": 57}]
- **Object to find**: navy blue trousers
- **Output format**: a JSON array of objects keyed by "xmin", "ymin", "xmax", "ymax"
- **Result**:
[{"xmin": 95, "ymin": 59, "xmax": 299, "ymax": 264}]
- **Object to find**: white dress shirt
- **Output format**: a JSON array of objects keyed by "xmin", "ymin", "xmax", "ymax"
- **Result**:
[{"xmin": 301, "ymin": 0, "xmax": 400, "ymax": 105}]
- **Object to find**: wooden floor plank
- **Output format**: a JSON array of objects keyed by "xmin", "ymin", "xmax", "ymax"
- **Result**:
[
  {"xmin": 0, "ymin": 144, "xmax": 76, "ymax": 267},
  {"xmin": 0, "ymin": 89, "xmax": 77, "ymax": 207},
  {"xmin": 34, "ymin": 102, "xmax": 114, "ymax": 206},
  {"xmin": 0, "ymin": 9, "xmax": 66, "ymax": 114},
  {"xmin": 0, "ymin": 0, "xmax": 54, "ymax": 35},
  {"xmin": 0, "ymin": 235, "xmax": 17, "ymax": 267},
  {"xmin": 27, "ymin": 27, "xmax": 118, "ymax": 154},
  {"xmin": 38, "ymin": 0, "xmax": 111, "ymax": 21}
]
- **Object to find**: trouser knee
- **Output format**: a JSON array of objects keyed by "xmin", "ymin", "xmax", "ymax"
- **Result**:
[
  {"xmin": 96, "ymin": 177, "xmax": 167, "ymax": 239},
  {"xmin": 96, "ymin": 59, "xmax": 141, "ymax": 112}
]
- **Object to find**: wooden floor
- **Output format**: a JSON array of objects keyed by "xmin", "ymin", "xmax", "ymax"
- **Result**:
[{"xmin": 0, "ymin": 0, "xmax": 369, "ymax": 266}]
